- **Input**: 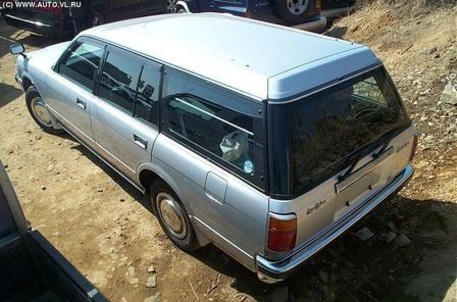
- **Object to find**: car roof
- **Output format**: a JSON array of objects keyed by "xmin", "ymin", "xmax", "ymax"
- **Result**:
[{"xmin": 82, "ymin": 13, "xmax": 380, "ymax": 101}]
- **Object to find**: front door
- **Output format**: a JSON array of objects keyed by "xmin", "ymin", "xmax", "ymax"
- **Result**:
[
  {"xmin": 90, "ymin": 46, "xmax": 162, "ymax": 181},
  {"xmin": 47, "ymin": 38, "xmax": 105, "ymax": 148}
]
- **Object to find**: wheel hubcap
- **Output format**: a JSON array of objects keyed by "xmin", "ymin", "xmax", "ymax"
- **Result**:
[
  {"xmin": 287, "ymin": 0, "xmax": 308, "ymax": 15},
  {"xmin": 31, "ymin": 97, "xmax": 52, "ymax": 127},
  {"xmin": 167, "ymin": 0, "xmax": 178, "ymax": 13},
  {"xmin": 157, "ymin": 192, "xmax": 187, "ymax": 239}
]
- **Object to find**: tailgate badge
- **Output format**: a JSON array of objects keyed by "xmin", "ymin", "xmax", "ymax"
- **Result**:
[{"xmin": 307, "ymin": 200, "xmax": 326, "ymax": 215}]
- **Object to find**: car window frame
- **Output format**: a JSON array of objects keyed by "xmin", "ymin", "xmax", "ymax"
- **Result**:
[
  {"xmin": 94, "ymin": 44, "xmax": 163, "ymax": 128},
  {"xmin": 95, "ymin": 45, "xmax": 143, "ymax": 115},
  {"xmin": 53, "ymin": 37, "xmax": 107, "ymax": 93},
  {"xmin": 161, "ymin": 67, "xmax": 266, "ymax": 191}
]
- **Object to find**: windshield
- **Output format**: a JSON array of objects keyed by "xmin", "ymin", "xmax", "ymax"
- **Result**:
[{"xmin": 269, "ymin": 67, "xmax": 411, "ymax": 197}]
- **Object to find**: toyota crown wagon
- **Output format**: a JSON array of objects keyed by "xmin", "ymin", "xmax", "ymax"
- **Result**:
[{"xmin": 10, "ymin": 13, "xmax": 417, "ymax": 283}]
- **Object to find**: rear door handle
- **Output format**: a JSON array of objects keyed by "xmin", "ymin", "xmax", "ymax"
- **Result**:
[
  {"xmin": 133, "ymin": 134, "xmax": 148, "ymax": 150},
  {"xmin": 76, "ymin": 98, "xmax": 87, "ymax": 110}
]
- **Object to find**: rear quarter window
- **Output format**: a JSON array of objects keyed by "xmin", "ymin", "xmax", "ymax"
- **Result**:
[{"xmin": 161, "ymin": 68, "xmax": 265, "ymax": 189}]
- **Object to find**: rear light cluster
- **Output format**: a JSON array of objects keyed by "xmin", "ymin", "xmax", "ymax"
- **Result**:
[
  {"xmin": 267, "ymin": 213, "xmax": 297, "ymax": 258},
  {"xmin": 409, "ymin": 133, "xmax": 419, "ymax": 161}
]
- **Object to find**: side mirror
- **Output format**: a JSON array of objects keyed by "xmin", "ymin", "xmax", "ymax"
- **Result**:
[{"xmin": 9, "ymin": 43, "xmax": 25, "ymax": 55}]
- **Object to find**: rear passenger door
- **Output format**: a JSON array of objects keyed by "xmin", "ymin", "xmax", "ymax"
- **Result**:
[{"xmin": 90, "ymin": 46, "xmax": 162, "ymax": 181}]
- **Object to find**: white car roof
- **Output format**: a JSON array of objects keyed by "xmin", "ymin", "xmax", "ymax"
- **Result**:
[{"xmin": 82, "ymin": 13, "xmax": 380, "ymax": 100}]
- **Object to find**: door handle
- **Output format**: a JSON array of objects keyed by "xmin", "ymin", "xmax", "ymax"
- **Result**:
[
  {"xmin": 133, "ymin": 134, "xmax": 148, "ymax": 150},
  {"xmin": 76, "ymin": 98, "xmax": 87, "ymax": 110}
]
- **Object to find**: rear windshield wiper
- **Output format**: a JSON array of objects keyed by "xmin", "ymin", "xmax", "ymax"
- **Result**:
[{"xmin": 338, "ymin": 127, "xmax": 403, "ymax": 181}]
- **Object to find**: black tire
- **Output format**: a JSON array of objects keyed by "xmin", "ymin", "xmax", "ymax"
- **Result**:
[
  {"xmin": 274, "ymin": 0, "xmax": 314, "ymax": 24},
  {"xmin": 151, "ymin": 180, "xmax": 199, "ymax": 252},
  {"xmin": 25, "ymin": 86, "xmax": 63, "ymax": 135}
]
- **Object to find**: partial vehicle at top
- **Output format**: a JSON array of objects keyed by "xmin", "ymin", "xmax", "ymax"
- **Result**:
[
  {"xmin": 321, "ymin": 0, "xmax": 355, "ymax": 18},
  {"xmin": 170, "ymin": 0, "xmax": 326, "ymax": 31},
  {"xmin": 0, "ymin": 0, "xmax": 166, "ymax": 37},
  {"xmin": 10, "ymin": 13, "xmax": 417, "ymax": 283}
]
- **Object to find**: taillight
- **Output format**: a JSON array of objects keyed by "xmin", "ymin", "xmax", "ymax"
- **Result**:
[
  {"xmin": 315, "ymin": 0, "xmax": 322, "ymax": 14},
  {"xmin": 410, "ymin": 133, "xmax": 419, "ymax": 161},
  {"xmin": 267, "ymin": 213, "xmax": 297, "ymax": 257}
]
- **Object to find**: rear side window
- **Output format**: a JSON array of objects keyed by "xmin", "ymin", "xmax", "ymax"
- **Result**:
[
  {"xmin": 168, "ymin": 95, "xmax": 256, "ymax": 174},
  {"xmin": 98, "ymin": 50, "xmax": 143, "ymax": 113},
  {"xmin": 57, "ymin": 41, "xmax": 104, "ymax": 91},
  {"xmin": 162, "ymin": 68, "xmax": 265, "ymax": 188}
]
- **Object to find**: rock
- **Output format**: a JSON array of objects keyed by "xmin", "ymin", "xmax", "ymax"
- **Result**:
[
  {"xmin": 355, "ymin": 227, "xmax": 374, "ymax": 241},
  {"xmin": 97, "ymin": 188, "xmax": 104, "ymax": 192},
  {"xmin": 40, "ymin": 185, "xmax": 46, "ymax": 191},
  {"xmin": 272, "ymin": 286, "xmax": 289, "ymax": 302},
  {"xmin": 146, "ymin": 275, "xmax": 157, "ymax": 288},
  {"xmin": 144, "ymin": 293, "xmax": 160, "ymax": 302},
  {"xmin": 387, "ymin": 221, "xmax": 397, "ymax": 232},
  {"xmin": 381, "ymin": 231, "xmax": 397, "ymax": 243},
  {"xmin": 120, "ymin": 198, "xmax": 125, "ymax": 202},
  {"xmin": 3, "ymin": 164, "xmax": 8, "ymax": 169},
  {"xmin": 319, "ymin": 270, "xmax": 329, "ymax": 283},
  {"xmin": 396, "ymin": 234, "xmax": 412, "ymax": 247},
  {"xmin": 147, "ymin": 265, "xmax": 155, "ymax": 273},
  {"xmin": 35, "ymin": 135, "xmax": 41, "ymax": 140},
  {"xmin": 46, "ymin": 164, "xmax": 54, "ymax": 172}
]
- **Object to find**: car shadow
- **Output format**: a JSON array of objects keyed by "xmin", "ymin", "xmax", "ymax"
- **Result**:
[
  {"xmin": 192, "ymin": 195, "xmax": 457, "ymax": 301},
  {"xmin": 0, "ymin": 83, "xmax": 23, "ymax": 108}
]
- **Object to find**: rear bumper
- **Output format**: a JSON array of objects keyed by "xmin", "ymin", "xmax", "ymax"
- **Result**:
[
  {"xmin": 291, "ymin": 15, "xmax": 327, "ymax": 33},
  {"xmin": 255, "ymin": 164, "xmax": 414, "ymax": 283}
]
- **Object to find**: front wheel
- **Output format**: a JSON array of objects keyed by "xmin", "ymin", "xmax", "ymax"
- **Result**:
[
  {"xmin": 25, "ymin": 86, "xmax": 63, "ymax": 134},
  {"xmin": 151, "ymin": 180, "xmax": 199, "ymax": 252}
]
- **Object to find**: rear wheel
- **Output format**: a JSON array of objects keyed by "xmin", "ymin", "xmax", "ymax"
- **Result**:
[
  {"xmin": 25, "ymin": 86, "xmax": 63, "ymax": 134},
  {"xmin": 151, "ymin": 180, "xmax": 199, "ymax": 252},
  {"xmin": 274, "ymin": 0, "xmax": 314, "ymax": 23}
]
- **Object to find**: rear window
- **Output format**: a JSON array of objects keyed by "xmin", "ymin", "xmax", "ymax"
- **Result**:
[{"xmin": 269, "ymin": 67, "xmax": 411, "ymax": 197}]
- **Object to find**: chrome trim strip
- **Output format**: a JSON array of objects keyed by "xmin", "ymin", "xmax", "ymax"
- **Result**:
[
  {"xmin": 256, "ymin": 165, "xmax": 414, "ymax": 283},
  {"xmin": 3, "ymin": 14, "xmax": 52, "ymax": 28},
  {"xmin": 174, "ymin": 97, "xmax": 254, "ymax": 136}
]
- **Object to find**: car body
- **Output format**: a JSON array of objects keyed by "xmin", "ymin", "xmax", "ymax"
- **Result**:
[
  {"xmin": 0, "ymin": 0, "xmax": 166, "ymax": 37},
  {"xmin": 11, "ymin": 13, "xmax": 417, "ymax": 283},
  {"xmin": 173, "ymin": 0, "xmax": 326, "ymax": 32}
]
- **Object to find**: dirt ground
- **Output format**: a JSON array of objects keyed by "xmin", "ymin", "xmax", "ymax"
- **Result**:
[{"xmin": 0, "ymin": 2, "xmax": 456, "ymax": 301}]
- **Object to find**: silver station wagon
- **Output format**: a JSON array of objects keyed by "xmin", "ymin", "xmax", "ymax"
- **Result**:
[{"xmin": 11, "ymin": 13, "xmax": 417, "ymax": 283}]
